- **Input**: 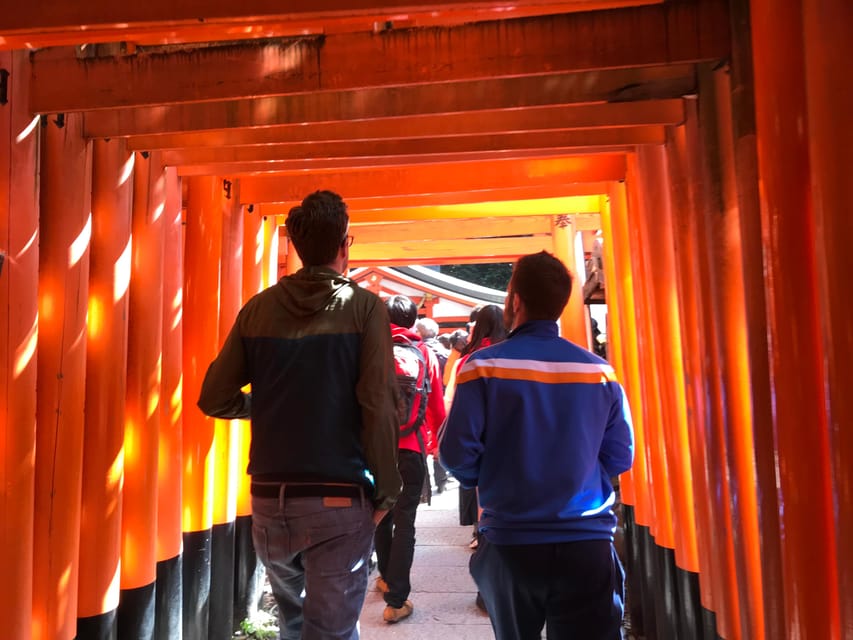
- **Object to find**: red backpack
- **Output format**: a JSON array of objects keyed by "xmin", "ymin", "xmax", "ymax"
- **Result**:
[{"xmin": 392, "ymin": 335, "xmax": 430, "ymax": 443}]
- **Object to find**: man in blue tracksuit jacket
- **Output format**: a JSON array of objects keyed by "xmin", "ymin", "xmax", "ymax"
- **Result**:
[{"xmin": 440, "ymin": 251, "xmax": 634, "ymax": 640}]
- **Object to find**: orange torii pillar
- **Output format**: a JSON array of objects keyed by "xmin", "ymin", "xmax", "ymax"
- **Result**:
[
  {"xmin": 680, "ymin": 95, "xmax": 747, "ymax": 640},
  {"xmin": 624, "ymin": 153, "xmax": 678, "ymax": 639},
  {"xmin": 665, "ymin": 111, "xmax": 725, "ymax": 640},
  {"xmin": 262, "ymin": 214, "xmax": 279, "ymax": 288},
  {"xmin": 76, "ymin": 139, "xmax": 133, "ymax": 638},
  {"xmin": 599, "ymin": 186, "xmax": 652, "ymax": 635},
  {"xmin": 119, "ymin": 151, "xmax": 167, "ymax": 637},
  {"xmin": 751, "ymin": 1, "xmax": 840, "ymax": 637},
  {"xmin": 234, "ymin": 200, "xmax": 266, "ymax": 626},
  {"xmin": 0, "ymin": 49, "xmax": 39, "ymax": 640},
  {"xmin": 209, "ymin": 178, "xmax": 244, "ymax": 639},
  {"xmin": 156, "ymin": 166, "xmax": 184, "ymax": 639},
  {"xmin": 182, "ymin": 175, "xmax": 223, "ymax": 640},
  {"xmin": 551, "ymin": 215, "xmax": 588, "ymax": 346},
  {"xmin": 33, "ymin": 112, "xmax": 93, "ymax": 640},
  {"xmin": 803, "ymin": 1, "xmax": 853, "ymax": 633},
  {"xmin": 634, "ymin": 143, "xmax": 702, "ymax": 637},
  {"xmin": 694, "ymin": 67, "xmax": 767, "ymax": 640},
  {"xmin": 727, "ymin": 5, "xmax": 785, "ymax": 637}
]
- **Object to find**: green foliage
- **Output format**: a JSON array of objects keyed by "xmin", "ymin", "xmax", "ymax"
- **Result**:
[
  {"xmin": 441, "ymin": 263, "xmax": 512, "ymax": 292},
  {"xmin": 237, "ymin": 614, "xmax": 278, "ymax": 640}
]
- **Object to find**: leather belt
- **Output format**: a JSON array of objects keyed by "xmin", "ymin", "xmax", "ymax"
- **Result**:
[{"xmin": 250, "ymin": 482, "xmax": 362, "ymax": 500}]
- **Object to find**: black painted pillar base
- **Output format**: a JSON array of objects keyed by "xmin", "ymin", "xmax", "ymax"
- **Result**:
[
  {"xmin": 624, "ymin": 513, "xmax": 725, "ymax": 640},
  {"xmin": 76, "ymin": 609, "xmax": 117, "ymax": 640},
  {"xmin": 183, "ymin": 529, "xmax": 212, "ymax": 640},
  {"xmin": 117, "ymin": 582, "xmax": 156, "ymax": 640},
  {"xmin": 209, "ymin": 521, "xmax": 236, "ymax": 640},
  {"xmin": 155, "ymin": 554, "xmax": 182, "ymax": 640},
  {"xmin": 234, "ymin": 514, "xmax": 265, "ymax": 631}
]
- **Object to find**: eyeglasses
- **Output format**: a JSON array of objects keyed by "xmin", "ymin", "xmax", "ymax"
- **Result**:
[{"xmin": 342, "ymin": 234, "xmax": 354, "ymax": 248}]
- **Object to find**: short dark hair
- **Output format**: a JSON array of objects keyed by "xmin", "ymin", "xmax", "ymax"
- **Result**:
[
  {"xmin": 511, "ymin": 251, "xmax": 572, "ymax": 321},
  {"xmin": 284, "ymin": 190, "xmax": 349, "ymax": 267},
  {"xmin": 386, "ymin": 295, "xmax": 418, "ymax": 329}
]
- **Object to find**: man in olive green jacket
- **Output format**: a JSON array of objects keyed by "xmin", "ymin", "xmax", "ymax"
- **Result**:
[{"xmin": 198, "ymin": 190, "xmax": 401, "ymax": 640}]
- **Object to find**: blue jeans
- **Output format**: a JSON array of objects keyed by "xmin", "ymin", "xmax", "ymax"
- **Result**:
[
  {"xmin": 471, "ymin": 537, "xmax": 625, "ymax": 640},
  {"xmin": 251, "ymin": 487, "xmax": 375, "ymax": 640}
]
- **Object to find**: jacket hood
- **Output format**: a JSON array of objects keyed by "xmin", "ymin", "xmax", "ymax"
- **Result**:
[
  {"xmin": 274, "ymin": 266, "xmax": 354, "ymax": 317},
  {"xmin": 391, "ymin": 325, "xmax": 422, "ymax": 343}
]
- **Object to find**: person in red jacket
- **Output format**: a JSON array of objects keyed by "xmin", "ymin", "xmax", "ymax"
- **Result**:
[{"xmin": 374, "ymin": 295, "xmax": 446, "ymax": 623}]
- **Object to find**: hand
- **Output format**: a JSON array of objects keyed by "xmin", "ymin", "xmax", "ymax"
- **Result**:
[{"xmin": 372, "ymin": 508, "xmax": 389, "ymax": 525}]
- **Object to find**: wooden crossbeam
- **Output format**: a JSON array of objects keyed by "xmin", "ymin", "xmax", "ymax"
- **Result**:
[
  {"xmin": 127, "ymin": 100, "xmax": 683, "ymax": 151},
  {"xmin": 31, "ymin": 1, "xmax": 728, "ymax": 112},
  {"xmin": 351, "ymin": 216, "xmax": 554, "ymax": 244},
  {"xmin": 1, "ymin": 2, "xmax": 660, "ymax": 49},
  {"xmin": 85, "ymin": 65, "xmax": 696, "ymax": 138},
  {"xmin": 259, "ymin": 184, "xmax": 611, "ymax": 216},
  {"xmin": 165, "ymin": 127, "xmax": 661, "ymax": 176},
  {"xmin": 239, "ymin": 155, "xmax": 625, "ymax": 204},
  {"xmin": 175, "ymin": 148, "xmax": 635, "ymax": 178},
  {"xmin": 349, "ymin": 235, "xmax": 552, "ymax": 266}
]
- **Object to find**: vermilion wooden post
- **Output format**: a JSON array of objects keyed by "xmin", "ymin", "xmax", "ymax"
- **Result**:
[
  {"xmin": 262, "ymin": 214, "xmax": 277, "ymax": 288},
  {"xmin": 750, "ymin": 1, "xmax": 840, "ymax": 636},
  {"xmin": 683, "ymin": 86, "xmax": 745, "ymax": 640},
  {"xmin": 625, "ymin": 155, "xmax": 675, "ymax": 551},
  {"xmin": 76, "ymin": 139, "xmax": 133, "ymax": 637},
  {"xmin": 802, "ymin": 2, "xmax": 853, "ymax": 634},
  {"xmin": 119, "ymin": 151, "xmax": 166, "ymax": 637},
  {"xmin": 606, "ymin": 182, "xmax": 650, "ymax": 528},
  {"xmin": 625, "ymin": 155, "xmax": 680, "ymax": 639},
  {"xmin": 727, "ymin": 3, "xmax": 785, "ymax": 636},
  {"xmin": 156, "ymin": 166, "xmax": 184, "ymax": 639},
  {"xmin": 597, "ymin": 195, "xmax": 633, "ymax": 507},
  {"xmin": 551, "ymin": 215, "xmax": 588, "ymax": 346},
  {"xmin": 182, "ymin": 175, "xmax": 222, "ymax": 640},
  {"xmin": 33, "ymin": 112, "xmax": 93, "ymax": 640},
  {"xmin": 210, "ymin": 178, "xmax": 243, "ymax": 639},
  {"xmin": 635, "ymin": 144, "xmax": 703, "ymax": 638},
  {"xmin": 700, "ymin": 67, "xmax": 767, "ymax": 640},
  {"xmin": 665, "ymin": 115, "xmax": 720, "ymax": 634},
  {"xmin": 0, "ymin": 49, "xmax": 39, "ymax": 640},
  {"xmin": 635, "ymin": 145, "xmax": 699, "ymax": 575},
  {"xmin": 234, "ymin": 200, "xmax": 265, "ymax": 626}
]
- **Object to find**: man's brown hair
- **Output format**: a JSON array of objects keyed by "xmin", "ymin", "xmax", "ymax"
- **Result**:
[{"xmin": 285, "ymin": 190, "xmax": 349, "ymax": 267}]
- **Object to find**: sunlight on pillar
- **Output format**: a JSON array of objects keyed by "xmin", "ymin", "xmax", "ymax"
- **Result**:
[
  {"xmin": 171, "ymin": 376, "xmax": 183, "ymax": 424},
  {"xmin": 114, "ymin": 238, "xmax": 132, "ymax": 303},
  {"xmin": 16, "ymin": 228, "xmax": 37, "ymax": 260},
  {"xmin": 170, "ymin": 289, "xmax": 183, "ymax": 331},
  {"xmin": 153, "ymin": 202, "xmax": 165, "ymax": 223},
  {"xmin": 108, "ymin": 447, "xmax": 125, "ymax": 492},
  {"xmin": 87, "ymin": 295, "xmax": 104, "ymax": 340},
  {"xmin": 254, "ymin": 225, "xmax": 265, "ymax": 266},
  {"xmin": 13, "ymin": 315, "xmax": 38, "ymax": 379},
  {"xmin": 117, "ymin": 153, "xmax": 135, "ymax": 188},
  {"xmin": 146, "ymin": 356, "xmax": 163, "ymax": 419},
  {"xmin": 68, "ymin": 213, "xmax": 92, "ymax": 268},
  {"xmin": 57, "ymin": 565, "xmax": 72, "ymax": 622},
  {"xmin": 124, "ymin": 418, "xmax": 139, "ymax": 467},
  {"xmin": 16, "ymin": 115, "xmax": 39, "ymax": 144},
  {"xmin": 104, "ymin": 563, "xmax": 121, "ymax": 611}
]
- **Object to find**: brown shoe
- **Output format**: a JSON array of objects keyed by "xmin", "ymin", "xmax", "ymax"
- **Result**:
[
  {"xmin": 383, "ymin": 600, "xmax": 413, "ymax": 623},
  {"xmin": 375, "ymin": 577, "xmax": 389, "ymax": 594}
]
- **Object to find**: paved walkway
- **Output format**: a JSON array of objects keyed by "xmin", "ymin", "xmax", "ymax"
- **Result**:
[{"xmin": 358, "ymin": 484, "xmax": 495, "ymax": 639}]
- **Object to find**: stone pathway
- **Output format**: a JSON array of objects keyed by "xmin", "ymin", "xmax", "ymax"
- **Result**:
[{"xmin": 358, "ymin": 485, "xmax": 494, "ymax": 639}]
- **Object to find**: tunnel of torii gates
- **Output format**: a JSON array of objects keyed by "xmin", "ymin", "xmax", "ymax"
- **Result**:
[{"xmin": 0, "ymin": 1, "xmax": 851, "ymax": 639}]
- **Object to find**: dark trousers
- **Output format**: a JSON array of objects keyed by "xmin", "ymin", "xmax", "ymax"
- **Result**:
[
  {"xmin": 374, "ymin": 449, "xmax": 426, "ymax": 608},
  {"xmin": 470, "ymin": 537, "xmax": 625, "ymax": 640},
  {"xmin": 432, "ymin": 455, "xmax": 448, "ymax": 490}
]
